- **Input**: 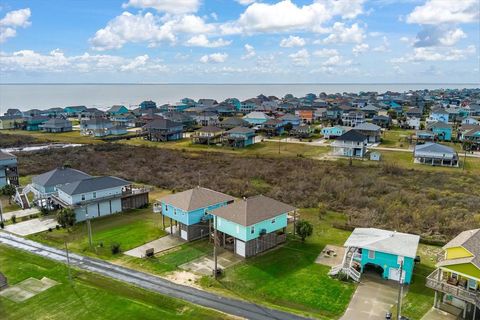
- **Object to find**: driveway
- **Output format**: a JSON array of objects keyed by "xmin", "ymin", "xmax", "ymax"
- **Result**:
[
  {"xmin": 4, "ymin": 217, "xmax": 57, "ymax": 236},
  {"xmin": 179, "ymin": 249, "xmax": 242, "ymax": 275},
  {"xmin": 124, "ymin": 235, "xmax": 184, "ymax": 258},
  {"xmin": 341, "ymin": 273, "xmax": 401, "ymax": 320}
]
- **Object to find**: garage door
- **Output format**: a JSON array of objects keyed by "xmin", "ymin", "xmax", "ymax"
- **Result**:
[
  {"xmin": 181, "ymin": 229, "xmax": 188, "ymax": 240},
  {"xmin": 388, "ymin": 267, "xmax": 406, "ymax": 282},
  {"xmin": 236, "ymin": 239, "xmax": 246, "ymax": 257}
]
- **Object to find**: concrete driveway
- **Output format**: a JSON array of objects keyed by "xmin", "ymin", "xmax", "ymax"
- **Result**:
[
  {"xmin": 2, "ymin": 208, "xmax": 39, "ymax": 221},
  {"xmin": 124, "ymin": 235, "xmax": 184, "ymax": 258},
  {"xmin": 179, "ymin": 249, "xmax": 242, "ymax": 275},
  {"xmin": 421, "ymin": 308, "xmax": 458, "ymax": 320},
  {"xmin": 341, "ymin": 273, "xmax": 401, "ymax": 320},
  {"xmin": 4, "ymin": 217, "xmax": 57, "ymax": 236}
]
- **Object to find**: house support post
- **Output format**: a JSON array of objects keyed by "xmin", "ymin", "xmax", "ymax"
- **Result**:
[
  {"xmin": 214, "ymin": 216, "xmax": 218, "ymax": 279},
  {"xmin": 170, "ymin": 218, "xmax": 173, "ymax": 235},
  {"xmin": 463, "ymin": 305, "xmax": 467, "ymax": 319},
  {"xmin": 293, "ymin": 210, "xmax": 297, "ymax": 237},
  {"xmin": 473, "ymin": 304, "xmax": 476, "ymax": 320},
  {"xmin": 162, "ymin": 214, "xmax": 165, "ymax": 230},
  {"xmin": 209, "ymin": 218, "xmax": 212, "ymax": 243}
]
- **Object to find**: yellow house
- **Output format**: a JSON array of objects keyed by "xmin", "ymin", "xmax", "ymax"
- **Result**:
[{"xmin": 426, "ymin": 229, "xmax": 480, "ymax": 319}]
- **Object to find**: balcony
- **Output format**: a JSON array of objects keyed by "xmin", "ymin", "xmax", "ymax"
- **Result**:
[{"xmin": 426, "ymin": 269, "xmax": 480, "ymax": 306}]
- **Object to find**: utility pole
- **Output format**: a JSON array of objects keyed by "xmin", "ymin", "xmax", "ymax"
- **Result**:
[
  {"xmin": 0, "ymin": 199, "xmax": 4, "ymax": 224},
  {"xmin": 64, "ymin": 241, "xmax": 72, "ymax": 284},
  {"xmin": 396, "ymin": 260, "xmax": 404, "ymax": 320},
  {"xmin": 213, "ymin": 215, "xmax": 218, "ymax": 279},
  {"xmin": 278, "ymin": 136, "xmax": 281, "ymax": 154},
  {"xmin": 463, "ymin": 150, "xmax": 467, "ymax": 171},
  {"xmin": 86, "ymin": 211, "xmax": 93, "ymax": 249}
]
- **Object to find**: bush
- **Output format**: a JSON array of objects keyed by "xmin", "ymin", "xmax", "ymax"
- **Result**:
[
  {"xmin": 111, "ymin": 242, "xmax": 121, "ymax": 254},
  {"xmin": 11, "ymin": 215, "xmax": 16, "ymax": 224},
  {"xmin": 295, "ymin": 220, "xmax": 313, "ymax": 242},
  {"xmin": 56, "ymin": 208, "xmax": 76, "ymax": 228},
  {"xmin": 55, "ymin": 225, "xmax": 60, "ymax": 230},
  {"xmin": 0, "ymin": 221, "xmax": 4, "ymax": 229},
  {"xmin": 40, "ymin": 207, "xmax": 50, "ymax": 216}
]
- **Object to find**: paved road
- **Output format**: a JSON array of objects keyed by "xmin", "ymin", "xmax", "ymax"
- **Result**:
[{"xmin": 0, "ymin": 233, "xmax": 311, "ymax": 320}]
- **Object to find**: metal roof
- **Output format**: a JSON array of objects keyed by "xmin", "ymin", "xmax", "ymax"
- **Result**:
[
  {"xmin": 335, "ymin": 129, "xmax": 368, "ymax": 142},
  {"xmin": 159, "ymin": 187, "xmax": 236, "ymax": 212},
  {"xmin": 58, "ymin": 176, "xmax": 130, "ymax": 195},
  {"xmin": 32, "ymin": 168, "xmax": 92, "ymax": 188},
  {"xmin": 344, "ymin": 228, "xmax": 420, "ymax": 259},
  {"xmin": 210, "ymin": 195, "xmax": 296, "ymax": 227}
]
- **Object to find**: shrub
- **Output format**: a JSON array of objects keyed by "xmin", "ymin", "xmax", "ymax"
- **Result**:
[
  {"xmin": 56, "ymin": 208, "xmax": 76, "ymax": 228},
  {"xmin": 40, "ymin": 207, "xmax": 50, "ymax": 216},
  {"xmin": 111, "ymin": 242, "xmax": 121, "ymax": 254},
  {"xmin": 0, "ymin": 221, "xmax": 4, "ymax": 229},
  {"xmin": 11, "ymin": 215, "xmax": 16, "ymax": 224},
  {"xmin": 296, "ymin": 220, "xmax": 313, "ymax": 242}
]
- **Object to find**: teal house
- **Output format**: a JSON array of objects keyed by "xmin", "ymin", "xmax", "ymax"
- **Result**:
[
  {"xmin": 156, "ymin": 187, "xmax": 236, "ymax": 241},
  {"xmin": 243, "ymin": 111, "xmax": 271, "ymax": 125},
  {"xmin": 64, "ymin": 106, "xmax": 87, "ymax": 117},
  {"xmin": 330, "ymin": 228, "xmax": 419, "ymax": 284},
  {"xmin": 428, "ymin": 122, "xmax": 453, "ymax": 141},
  {"xmin": 107, "ymin": 105, "xmax": 129, "ymax": 115},
  {"xmin": 321, "ymin": 126, "xmax": 349, "ymax": 139},
  {"xmin": 224, "ymin": 126, "xmax": 256, "ymax": 148},
  {"xmin": 210, "ymin": 195, "xmax": 296, "ymax": 258},
  {"xmin": 25, "ymin": 116, "xmax": 49, "ymax": 131}
]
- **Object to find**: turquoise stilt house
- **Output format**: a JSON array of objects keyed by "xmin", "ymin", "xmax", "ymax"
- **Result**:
[
  {"xmin": 209, "ymin": 195, "xmax": 296, "ymax": 258},
  {"xmin": 329, "ymin": 228, "xmax": 420, "ymax": 284},
  {"xmin": 155, "ymin": 187, "xmax": 236, "ymax": 241}
]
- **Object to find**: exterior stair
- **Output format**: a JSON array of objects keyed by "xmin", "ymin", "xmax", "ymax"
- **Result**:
[
  {"xmin": 328, "ymin": 247, "xmax": 362, "ymax": 282},
  {"xmin": 14, "ymin": 187, "xmax": 31, "ymax": 209}
]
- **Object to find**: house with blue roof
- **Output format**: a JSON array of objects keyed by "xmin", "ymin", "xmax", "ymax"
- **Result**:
[
  {"xmin": 107, "ymin": 105, "xmax": 129, "ymax": 116},
  {"xmin": 64, "ymin": 106, "xmax": 87, "ymax": 117},
  {"xmin": 210, "ymin": 195, "xmax": 296, "ymax": 258},
  {"xmin": 155, "ymin": 187, "xmax": 236, "ymax": 241}
]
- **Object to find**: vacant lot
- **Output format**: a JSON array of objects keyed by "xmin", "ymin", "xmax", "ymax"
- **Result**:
[
  {"xmin": 0, "ymin": 245, "xmax": 233, "ymax": 320},
  {"xmin": 16, "ymin": 143, "xmax": 480, "ymax": 240}
]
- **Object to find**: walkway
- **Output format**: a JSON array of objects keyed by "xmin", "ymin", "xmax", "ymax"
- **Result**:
[
  {"xmin": 0, "ymin": 233, "xmax": 311, "ymax": 320},
  {"xmin": 341, "ymin": 273, "xmax": 400, "ymax": 320},
  {"xmin": 421, "ymin": 308, "xmax": 458, "ymax": 320},
  {"xmin": 2, "ymin": 208, "xmax": 39, "ymax": 221}
]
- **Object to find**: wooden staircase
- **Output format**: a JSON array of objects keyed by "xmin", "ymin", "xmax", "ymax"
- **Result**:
[{"xmin": 0, "ymin": 272, "xmax": 8, "ymax": 290}]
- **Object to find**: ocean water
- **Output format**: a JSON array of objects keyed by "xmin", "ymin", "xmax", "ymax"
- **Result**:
[{"xmin": 0, "ymin": 83, "xmax": 479, "ymax": 112}]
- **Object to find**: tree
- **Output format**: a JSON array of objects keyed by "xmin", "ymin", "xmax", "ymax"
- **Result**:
[
  {"xmin": 295, "ymin": 220, "xmax": 313, "ymax": 242},
  {"xmin": 284, "ymin": 122, "xmax": 293, "ymax": 132},
  {"xmin": 56, "ymin": 208, "xmax": 76, "ymax": 228},
  {"xmin": 2, "ymin": 184, "xmax": 16, "ymax": 204}
]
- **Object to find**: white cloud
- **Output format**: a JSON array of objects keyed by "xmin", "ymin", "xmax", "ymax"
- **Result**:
[
  {"xmin": 373, "ymin": 36, "xmax": 390, "ymax": 52},
  {"xmin": 322, "ymin": 55, "xmax": 352, "ymax": 67},
  {"xmin": 200, "ymin": 52, "xmax": 228, "ymax": 63},
  {"xmin": 313, "ymin": 48, "xmax": 338, "ymax": 58},
  {"xmin": 322, "ymin": 22, "xmax": 365, "ymax": 44},
  {"xmin": 0, "ymin": 8, "xmax": 31, "ymax": 43},
  {"xmin": 280, "ymin": 35, "xmax": 306, "ymax": 47},
  {"xmin": 414, "ymin": 25, "xmax": 466, "ymax": 47},
  {"xmin": 407, "ymin": 0, "xmax": 479, "ymax": 24},
  {"xmin": 241, "ymin": 44, "xmax": 256, "ymax": 59},
  {"xmin": 391, "ymin": 45, "xmax": 476, "ymax": 63},
  {"xmin": 0, "ymin": 49, "xmax": 168, "ymax": 73},
  {"xmin": 289, "ymin": 49, "xmax": 310, "ymax": 66},
  {"xmin": 185, "ymin": 34, "xmax": 232, "ymax": 47},
  {"xmin": 222, "ymin": 0, "xmax": 365, "ymax": 35},
  {"xmin": 123, "ymin": 0, "xmax": 200, "ymax": 14},
  {"xmin": 236, "ymin": 0, "xmax": 256, "ymax": 5},
  {"xmin": 120, "ymin": 54, "xmax": 149, "ymax": 71},
  {"xmin": 352, "ymin": 43, "xmax": 369, "ymax": 56},
  {"xmin": 90, "ymin": 12, "xmax": 175, "ymax": 50}
]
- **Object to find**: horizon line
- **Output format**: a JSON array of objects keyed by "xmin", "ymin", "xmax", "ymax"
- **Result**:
[{"xmin": 1, "ymin": 82, "xmax": 479, "ymax": 86}]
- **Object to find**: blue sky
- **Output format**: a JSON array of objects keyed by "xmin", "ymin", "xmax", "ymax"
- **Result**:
[{"xmin": 0, "ymin": 0, "xmax": 479, "ymax": 83}]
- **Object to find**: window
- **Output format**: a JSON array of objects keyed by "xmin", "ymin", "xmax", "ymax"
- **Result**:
[
  {"xmin": 174, "ymin": 209, "xmax": 177, "ymax": 215},
  {"xmin": 93, "ymin": 192, "xmax": 96, "ymax": 199},
  {"xmin": 81, "ymin": 194, "xmax": 85, "ymax": 201},
  {"xmin": 251, "ymin": 226, "xmax": 255, "ymax": 234},
  {"xmin": 271, "ymin": 218, "xmax": 276, "ymax": 224},
  {"xmin": 368, "ymin": 250, "xmax": 375, "ymax": 259}
]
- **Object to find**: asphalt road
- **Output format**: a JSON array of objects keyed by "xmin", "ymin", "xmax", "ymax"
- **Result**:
[{"xmin": 0, "ymin": 233, "xmax": 311, "ymax": 320}]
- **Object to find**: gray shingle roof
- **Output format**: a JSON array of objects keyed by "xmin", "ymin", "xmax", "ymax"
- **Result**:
[
  {"xmin": 336, "ymin": 129, "xmax": 368, "ymax": 142},
  {"xmin": 160, "ymin": 187, "xmax": 236, "ymax": 212},
  {"xmin": 144, "ymin": 118, "xmax": 182, "ymax": 130},
  {"xmin": 354, "ymin": 123, "xmax": 381, "ymax": 131},
  {"xmin": 58, "ymin": 176, "xmax": 130, "ymax": 195},
  {"xmin": 32, "ymin": 168, "xmax": 92, "ymax": 188},
  {"xmin": 196, "ymin": 126, "xmax": 224, "ymax": 133},
  {"xmin": 42, "ymin": 118, "xmax": 72, "ymax": 128},
  {"xmin": 210, "ymin": 195, "xmax": 296, "ymax": 227},
  {"xmin": 226, "ymin": 126, "xmax": 255, "ymax": 134},
  {"xmin": 414, "ymin": 142, "xmax": 456, "ymax": 156}
]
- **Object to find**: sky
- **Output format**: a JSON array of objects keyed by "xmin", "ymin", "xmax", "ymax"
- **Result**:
[{"xmin": 0, "ymin": 0, "xmax": 479, "ymax": 83}]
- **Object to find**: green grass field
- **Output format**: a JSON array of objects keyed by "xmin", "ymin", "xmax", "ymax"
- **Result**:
[
  {"xmin": 381, "ymin": 129, "xmax": 415, "ymax": 148},
  {"xmin": 0, "ymin": 245, "xmax": 232, "ymax": 320},
  {"xmin": 199, "ymin": 209, "xmax": 355, "ymax": 320},
  {"xmin": 0, "ymin": 130, "xmax": 104, "ymax": 145},
  {"xmin": 28, "ymin": 207, "xmax": 166, "ymax": 260}
]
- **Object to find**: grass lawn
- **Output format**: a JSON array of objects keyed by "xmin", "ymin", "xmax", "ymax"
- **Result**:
[
  {"xmin": 0, "ymin": 196, "xmax": 21, "ymax": 213},
  {"xmin": 381, "ymin": 129, "xmax": 415, "ymax": 148},
  {"xmin": 199, "ymin": 209, "xmax": 356, "ymax": 320},
  {"xmin": 392, "ymin": 244, "xmax": 441, "ymax": 318},
  {"xmin": 0, "ymin": 245, "xmax": 232, "ymax": 320},
  {"xmin": 0, "ymin": 130, "xmax": 104, "ymax": 145},
  {"xmin": 28, "ymin": 207, "xmax": 166, "ymax": 260}
]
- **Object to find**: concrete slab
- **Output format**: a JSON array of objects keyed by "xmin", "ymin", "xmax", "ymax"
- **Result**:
[
  {"xmin": 179, "ymin": 250, "xmax": 242, "ymax": 276},
  {"xmin": 341, "ymin": 274, "xmax": 401, "ymax": 320},
  {"xmin": 2, "ymin": 208, "xmax": 40, "ymax": 221},
  {"xmin": 421, "ymin": 308, "xmax": 458, "ymax": 320},
  {"xmin": 0, "ymin": 277, "xmax": 58, "ymax": 303},
  {"xmin": 124, "ymin": 235, "xmax": 184, "ymax": 258},
  {"xmin": 4, "ymin": 217, "xmax": 57, "ymax": 236},
  {"xmin": 315, "ymin": 245, "xmax": 345, "ymax": 267}
]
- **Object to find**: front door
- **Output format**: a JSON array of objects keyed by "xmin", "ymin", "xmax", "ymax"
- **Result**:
[{"xmin": 235, "ymin": 239, "xmax": 246, "ymax": 257}]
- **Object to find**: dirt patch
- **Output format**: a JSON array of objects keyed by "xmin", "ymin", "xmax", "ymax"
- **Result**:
[
  {"xmin": 315, "ymin": 244, "xmax": 345, "ymax": 267},
  {"xmin": 164, "ymin": 271, "xmax": 201, "ymax": 289}
]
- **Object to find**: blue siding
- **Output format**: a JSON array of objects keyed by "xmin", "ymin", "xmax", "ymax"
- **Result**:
[
  {"xmin": 361, "ymin": 249, "xmax": 415, "ymax": 284},
  {"xmin": 161, "ymin": 200, "xmax": 230, "ymax": 226},
  {"xmin": 214, "ymin": 213, "xmax": 287, "ymax": 242}
]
